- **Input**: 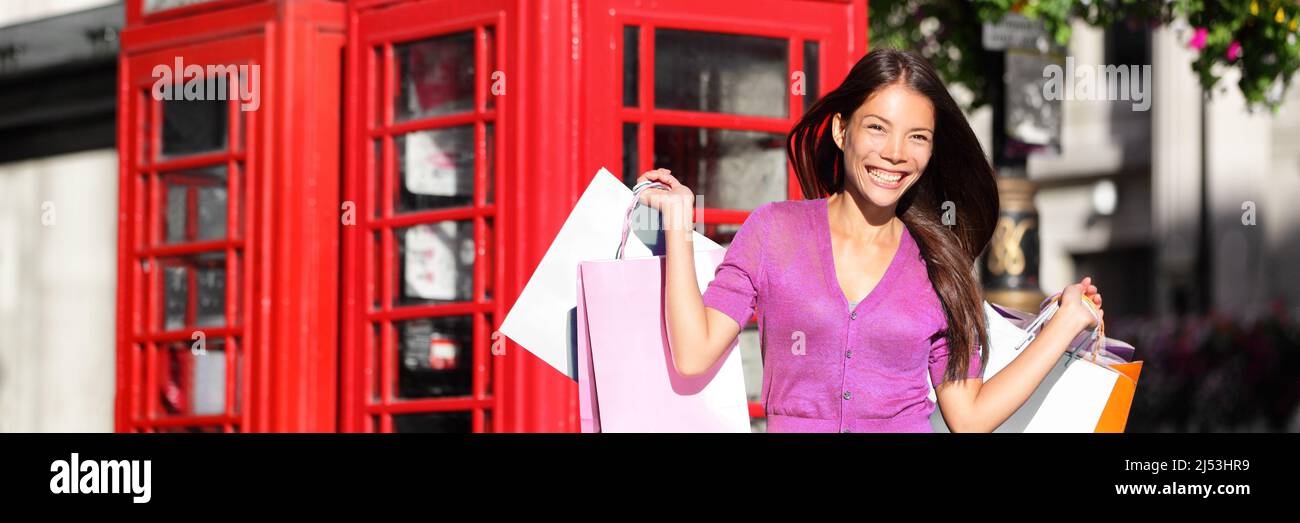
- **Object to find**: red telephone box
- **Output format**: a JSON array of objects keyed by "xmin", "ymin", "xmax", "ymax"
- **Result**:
[
  {"xmin": 342, "ymin": 0, "xmax": 513, "ymax": 433},
  {"xmin": 341, "ymin": 0, "xmax": 866, "ymax": 432},
  {"xmin": 116, "ymin": 0, "xmax": 864, "ymax": 433},
  {"xmin": 115, "ymin": 0, "xmax": 345, "ymax": 432}
]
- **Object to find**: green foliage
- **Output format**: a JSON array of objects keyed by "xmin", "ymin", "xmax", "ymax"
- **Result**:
[
  {"xmin": 869, "ymin": 0, "xmax": 993, "ymax": 110},
  {"xmin": 869, "ymin": 0, "xmax": 1300, "ymax": 111}
]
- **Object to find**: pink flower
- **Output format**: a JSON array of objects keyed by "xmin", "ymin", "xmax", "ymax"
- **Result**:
[
  {"xmin": 1188, "ymin": 27, "xmax": 1208, "ymax": 50},
  {"xmin": 1227, "ymin": 40, "xmax": 1242, "ymax": 61}
]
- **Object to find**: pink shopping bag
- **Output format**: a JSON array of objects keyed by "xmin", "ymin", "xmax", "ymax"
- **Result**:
[{"xmin": 576, "ymin": 182, "xmax": 750, "ymax": 433}]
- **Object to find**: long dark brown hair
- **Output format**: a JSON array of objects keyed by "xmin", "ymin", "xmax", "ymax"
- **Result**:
[{"xmin": 787, "ymin": 48, "xmax": 998, "ymax": 384}]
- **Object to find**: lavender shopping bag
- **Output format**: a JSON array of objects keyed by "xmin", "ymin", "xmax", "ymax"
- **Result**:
[{"xmin": 577, "ymin": 182, "xmax": 750, "ymax": 433}]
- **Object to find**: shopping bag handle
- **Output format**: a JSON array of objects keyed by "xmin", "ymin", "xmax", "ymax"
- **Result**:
[
  {"xmin": 617, "ymin": 181, "xmax": 670, "ymax": 259},
  {"xmin": 1012, "ymin": 292, "xmax": 1105, "ymax": 363}
]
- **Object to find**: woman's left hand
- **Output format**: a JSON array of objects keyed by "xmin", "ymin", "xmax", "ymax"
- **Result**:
[{"xmin": 1054, "ymin": 276, "xmax": 1104, "ymax": 334}]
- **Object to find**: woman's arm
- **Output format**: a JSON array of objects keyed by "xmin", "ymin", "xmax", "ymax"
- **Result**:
[
  {"xmin": 935, "ymin": 277, "xmax": 1103, "ymax": 432},
  {"xmin": 637, "ymin": 169, "xmax": 744, "ymax": 377}
]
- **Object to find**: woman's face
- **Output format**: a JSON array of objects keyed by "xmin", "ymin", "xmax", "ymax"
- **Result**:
[{"xmin": 832, "ymin": 81, "xmax": 935, "ymax": 208}]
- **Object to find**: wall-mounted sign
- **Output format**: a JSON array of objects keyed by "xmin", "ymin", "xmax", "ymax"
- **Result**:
[{"xmin": 982, "ymin": 12, "xmax": 1050, "ymax": 52}]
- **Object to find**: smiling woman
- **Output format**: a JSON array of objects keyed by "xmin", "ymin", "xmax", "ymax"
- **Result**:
[
  {"xmin": 789, "ymin": 48, "xmax": 998, "ymax": 389},
  {"xmin": 638, "ymin": 47, "xmax": 1105, "ymax": 433}
]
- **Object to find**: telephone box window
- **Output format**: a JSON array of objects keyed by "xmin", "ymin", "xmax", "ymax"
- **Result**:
[
  {"xmin": 395, "ymin": 126, "xmax": 475, "ymax": 212},
  {"xmin": 482, "ymin": 219, "xmax": 496, "ymax": 301},
  {"xmin": 394, "ymin": 31, "xmax": 475, "ymax": 121},
  {"xmin": 484, "ymin": 27, "xmax": 497, "ymax": 111},
  {"xmin": 395, "ymin": 315, "xmax": 473, "ymax": 399},
  {"xmin": 159, "ymin": 251, "xmax": 227, "ymax": 330},
  {"xmin": 370, "ymin": 230, "xmax": 383, "ymax": 311},
  {"xmin": 161, "ymin": 97, "xmax": 228, "ymax": 157},
  {"xmin": 394, "ymin": 220, "xmax": 475, "ymax": 306},
  {"xmin": 485, "ymin": 122, "xmax": 495, "ymax": 205},
  {"xmin": 653, "ymin": 126, "xmax": 787, "ymax": 211},
  {"xmin": 371, "ymin": 140, "xmax": 383, "ymax": 216},
  {"xmin": 804, "ymin": 41, "xmax": 820, "ymax": 111},
  {"xmin": 653, "ymin": 29, "xmax": 788, "ymax": 118},
  {"xmin": 622, "ymin": 123, "xmax": 638, "ymax": 185},
  {"xmin": 156, "ymin": 338, "xmax": 233, "ymax": 417},
  {"xmin": 162, "ymin": 166, "xmax": 229, "ymax": 244},
  {"xmin": 623, "ymin": 26, "xmax": 639, "ymax": 107}
]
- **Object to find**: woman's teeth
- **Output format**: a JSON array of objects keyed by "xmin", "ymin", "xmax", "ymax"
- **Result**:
[{"xmin": 868, "ymin": 168, "xmax": 903, "ymax": 184}]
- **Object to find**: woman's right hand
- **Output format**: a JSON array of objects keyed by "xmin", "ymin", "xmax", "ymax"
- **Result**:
[
  {"xmin": 635, "ymin": 169, "xmax": 695, "ymax": 231},
  {"xmin": 633, "ymin": 168, "xmax": 738, "ymax": 378},
  {"xmin": 1051, "ymin": 276, "xmax": 1104, "ymax": 335}
]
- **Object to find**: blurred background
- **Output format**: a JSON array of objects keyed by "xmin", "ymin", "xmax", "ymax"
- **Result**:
[{"xmin": 0, "ymin": 0, "xmax": 1296, "ymax": 432}]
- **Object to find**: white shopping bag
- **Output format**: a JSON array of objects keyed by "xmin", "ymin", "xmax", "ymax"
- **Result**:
[
  {"xmin": 928, "ymin": 301, "xmax": 1123, "ymax": 433},
  {"xmin": 499, "ymin": 168, "xmax": 722, "ymax": 380}
]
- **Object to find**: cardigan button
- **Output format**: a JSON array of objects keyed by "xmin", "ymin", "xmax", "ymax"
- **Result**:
[
  {"xmin": 845, "ymin": 349, "xmax": 853, "ymax": 358},
  {"xmin": 842, "ymin": 391, "xmax": 852, "ymax": 400},
  {"xmin": 850, "ymin": 311, "xmax": 857, "ymax": 320},
  {"xmin": 842, "ymin": 428, "xmax": 852, "ymax": 433}
]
